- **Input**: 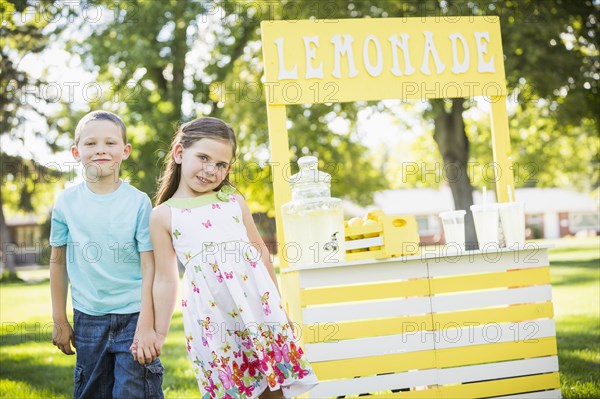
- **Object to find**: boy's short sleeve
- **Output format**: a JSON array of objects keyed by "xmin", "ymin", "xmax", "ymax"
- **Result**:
[
  {"xmin": 49, "ymin": 196, "xmax": 68, "ymax": 247},
  {"xmin": 136, "ymin": 195, "xmax": 153, "ymax": 252}
]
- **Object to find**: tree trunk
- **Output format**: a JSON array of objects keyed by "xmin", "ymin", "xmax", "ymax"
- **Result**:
[
  {"xmin": 171, "ymin": 0, "xmax": 187, "ymax": 122},
  {"xmin": 0, "ymin": 187, "xmax": 17, "ymax": 277},
  {"xmin": 432, "ymin": 98, "xmax": 478, "ymax": 249}
]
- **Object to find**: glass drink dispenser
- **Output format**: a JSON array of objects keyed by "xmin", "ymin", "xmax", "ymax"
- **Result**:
[{"xmin": 281, "ymin": 156, "xmax": 346, "ymax": 266}]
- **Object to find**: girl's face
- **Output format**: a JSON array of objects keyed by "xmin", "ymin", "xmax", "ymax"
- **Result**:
[
  {"xmin": 72, "ymin": 120, "xmax": 131, "ymax": 182},
  {"xmin": 174, "ymin": 138, "xmax": 233, "ymax": 196}
]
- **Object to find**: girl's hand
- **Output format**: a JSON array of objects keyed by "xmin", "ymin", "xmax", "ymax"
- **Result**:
[
  {"xmin": 52, "ymin": 320, "xmax": 76, "ymax": 355},
  {"xmin": 131, "ymin": 328, "xmax": 162, "ymax": 365}
]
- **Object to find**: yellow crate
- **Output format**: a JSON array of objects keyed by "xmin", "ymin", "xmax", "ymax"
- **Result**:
[{"xmin": 344, "ymin": 211, "xmax": 420, "ymax": 261}]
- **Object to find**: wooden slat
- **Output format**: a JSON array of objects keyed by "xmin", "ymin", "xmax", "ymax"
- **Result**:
[
  {"xmin": 433, "ymin": 302, "xmax": 554, "ymax": 327},
  {"xmin": 305, "ymin": 320, "xmax": 555, "ymax": 362},
  {"xmin": 310, "ymin": 338, "xmax": 557, "ymax": 381},
  {"xmin": 347, "ymin": 249, "xmax": 387, "ymax": 261},
  {"xmin": 306, "ymin": 331, "xmax": 435, "ymax": 361},
  {"xmin": 436, "ymin": 337, "xmax": 558, "ymax": 368},
  {"xmin": 303, "ymin": 296, "xmax": 431, "ymax": 323},
  {"xmin": 312, "ymin": 350, "xmax": 436, "ymax": 382},
  {"xmin": 427, "ymin": 247, "xmax": 549, "ymax": 278},
  {"xmin": 430, "ymin": 267, "xmax": 551, "ymax": 294},
  {"xmin": 493, "ymin": 389, "xmax": 562, "ymax": 399},
  {"xmin": 310, "ymin": 367, "xmax": 438, "ymax": 397},
  {"xmin": 301, "ymin": 278, "xmax": 430, "ymax": 306},
  {"xmin": 299, "ymin": 259, "xmax": 427, "ymax": 288},
  {"xmin": 434, "ymin": 319, "xmax": 556, "ymax": 349},
  {"xmin": 437, "ymin": 373, "xmax": 561, "ymax": 399},
  {"xmin": 345, "ymin": 236, "xmax": 383, "ymax": 250},
  {"xmin": 359, "ymin": 374, "xmax": 561, "ymax": 399},
  {"xmin": 310, "ymin": 361, "xmax": 559, "ymax": 398},
  {"xmin": 368, "ymin": 389, "xmax": 441, "ymax": 399},
  {"xmin": 431, "ymin": 285, "xmax": 552, "ymax": 312},
  {"xmin": 302, "ymin": 314, "xmax": 433, "ymax": 343},
  {"xmin": 437, "ymin": 356, "xmax": 559, "ymax": 385}
]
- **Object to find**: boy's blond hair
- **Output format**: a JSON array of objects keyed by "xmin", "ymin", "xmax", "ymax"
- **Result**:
[{"xmin": 74, "ymin": 110, "xmax": 127, "ymax": 145}]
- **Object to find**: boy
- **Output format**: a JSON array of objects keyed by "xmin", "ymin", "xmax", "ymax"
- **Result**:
[{"xmin": 49, "ymin": 110, "xmax": 164, "ymax": 398}]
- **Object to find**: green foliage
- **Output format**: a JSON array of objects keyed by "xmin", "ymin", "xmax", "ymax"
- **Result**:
[
  {"xmin": 64, "ymin": 0, "xmax": 387, "ymax": 208},
  {"xmin": 2, "ymin": 0, "xmax": 598, "ymax": 217},
  {"xmin": 1, "ymin": 0, "xmax": 73, "ymax": 216}
]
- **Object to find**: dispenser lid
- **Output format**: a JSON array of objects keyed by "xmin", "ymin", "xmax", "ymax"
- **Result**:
[{"xmin": 289, "ymin": 156, "xmax": 331, "ymax": 186}]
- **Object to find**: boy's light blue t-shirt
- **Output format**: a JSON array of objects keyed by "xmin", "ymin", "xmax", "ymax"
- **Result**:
[{"xmin": 50, "ymin": 181, "xmax": 153, "ymax": 316}]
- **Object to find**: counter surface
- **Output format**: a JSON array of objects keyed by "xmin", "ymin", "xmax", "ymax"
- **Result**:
[{"xmin": 280, "ymin": 243, "xmax": 554, "ymax": 273}]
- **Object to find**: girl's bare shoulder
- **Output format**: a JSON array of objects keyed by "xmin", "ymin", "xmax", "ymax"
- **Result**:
[{"xmin": 151, "ymin": 203, "xmax": 171, "ymax": 228}]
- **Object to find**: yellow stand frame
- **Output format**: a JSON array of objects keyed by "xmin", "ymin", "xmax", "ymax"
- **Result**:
[{"xmin": 261, "ymin": 17, "xmax": 515, "ymax": 266}]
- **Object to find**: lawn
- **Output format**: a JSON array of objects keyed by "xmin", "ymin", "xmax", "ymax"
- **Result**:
[{"xmin": 1, "ymin": 237, "xmax": 598, "ymax": 398}]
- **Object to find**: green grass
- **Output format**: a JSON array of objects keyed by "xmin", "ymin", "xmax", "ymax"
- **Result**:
[{"xmin": 1, "ymin": 238, "xmax": 599, "ymax": 398}]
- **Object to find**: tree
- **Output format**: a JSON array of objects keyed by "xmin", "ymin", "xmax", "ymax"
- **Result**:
[
  {"xmin": 0, "ymin": 0, "xmax": 71, "ymax": 276},
  {"xmin": 67, "ymin": 0, "xmax": 387, "ymax": 213},
  {"xmin": 47, "ymin": 0, "xmax": 598, "ymax": 251},
  {"xmin": 315, "ymin": 0, "xmax": 599, "ymax": 247}
]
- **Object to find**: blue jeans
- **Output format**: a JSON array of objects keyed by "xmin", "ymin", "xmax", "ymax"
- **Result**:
[{"xmin": 73, "ymin": 309, "xmax": 164, "ymax": 399}]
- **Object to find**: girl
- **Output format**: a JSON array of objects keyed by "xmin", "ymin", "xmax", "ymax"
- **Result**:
[{"xmin": 149, "ymin": 117, "xmax": 318, "ymax": 398}]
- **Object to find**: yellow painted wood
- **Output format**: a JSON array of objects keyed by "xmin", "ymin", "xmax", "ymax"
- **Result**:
[
  {"xmin": 490, "ymin": 96, "xmax": 516, "ymax": 202},
  {"xmin": 369, "ymin": 388, "xmax": 440, "ymax": 399},
  {"xmin": 301, "ymin": 278, "xmax": 430, "ymax": 306},
  {"xmin": 436, "ymin": 337, "xmax": 558, "ymax": 368},
  {"xmin": 280, "ymin": 271, "xmax": 304, "ymax": 333},
  {"xmin": 364, "ymin": 373, "xmax": 560, "ymax": 399},
  {"xmin": 260, "ymin": 17, "xmax": 506, "ymax": 104},
  {"xmin": 430, "ymin": 267, "xmax": 551, "ymax": 294},
  {"xmin": 265, "ymin": 104, "xmax": 291, "ymax": 268},
  {"xmin": 433, "ymin": 302, "xmax": 554, "ymax": 327},
  {"xmin": 437, "ymin": 372, "xmax": 560, "ymax": 398},
  {"xmin": 346, "ymin": 249, "xmax": 387, "ymax": 261},
  {"xmin": 309, "ymin": 338, "xmax": 557, "ymax": 382},
  {"xmin": 302, "ymin": 314, "xmax": 433, "ymax": 343},
  {"xmin": 345, "ymin": 222, "xmax": 383, "ymax": 238},
  {"xmin": 312, "ymin": 350, "xmax": 436, "ymax": 380}
]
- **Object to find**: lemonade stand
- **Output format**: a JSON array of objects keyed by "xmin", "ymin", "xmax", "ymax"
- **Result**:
[{"xmin": 260, "ymin": 16, "xmax": 561, "ymax": 398}]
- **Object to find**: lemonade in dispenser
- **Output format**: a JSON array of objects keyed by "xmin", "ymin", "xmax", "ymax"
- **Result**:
[{"xmin": 281, "ymin": 156, "xmax": 346, "ymax": 266}]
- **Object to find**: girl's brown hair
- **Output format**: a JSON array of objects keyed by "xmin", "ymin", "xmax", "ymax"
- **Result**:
[{"xmin": 155, "ymin": 117, "xmax": 237, "ymax": 205}]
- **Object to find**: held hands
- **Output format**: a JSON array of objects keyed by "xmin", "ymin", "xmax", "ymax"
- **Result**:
[
  {"xmin": 130, "ymin": 328, "xmax": 165, "ymax": 365},
  {"xmin": 52, "ymin": 320, "xmax": 76, "ymax": 355}
]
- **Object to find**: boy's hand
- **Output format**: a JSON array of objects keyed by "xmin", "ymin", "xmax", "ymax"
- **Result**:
[
  {"xmin": 52, "ymin": 320, "xmax": 76, "ymax": 355},
  {"xmin": 131, "ymin": 328, "xmax": 163, "ymax": 365}
]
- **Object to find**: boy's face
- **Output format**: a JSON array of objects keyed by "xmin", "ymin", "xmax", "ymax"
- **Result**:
[{"xmin": 72, "ymin": 120, "xmax": 131, "ymax": 182}]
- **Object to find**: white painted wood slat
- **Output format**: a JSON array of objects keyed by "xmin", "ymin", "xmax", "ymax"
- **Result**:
[
  {"xmin": 437, "ymin": 356, "xmax": 559, "ymax": 385},
  {"xmin": 303, "ymin": 320, "xmax": 556, "ymax": 362},
  {"xmin": 303, "ymin": 296, "xmax": 432, "ymax": 323},
  {"xmin": 428, "ymin": 247, "xmax": 549, "ymax": 277},
  {"xmin": 434, "ymin": 319, "xmax": 556, "ymax": 349},
  {"xmin": 310, "ymin": 368, "xmax": 437, "ymax": 397},
  {"xmin": 304, "ymin": 319, "xmax": 556, "ymax": 362},
  {"xmin": 305, "ymin": 331, "xmax": 435, "ymax": 361},
  {"xmin": 299, "ymin": 260, "xmax": 427, "ymax": 288},
  {"xmin": 310, "ymin": 356, "xmax": 559, "ymax": 397},
  {"xmin": 431, "ymin": 285, "xmax": 553, "ymax": 312},
  {"xmin": 493, "ymin": 389, "xmax": 562, "ymax": 399}
]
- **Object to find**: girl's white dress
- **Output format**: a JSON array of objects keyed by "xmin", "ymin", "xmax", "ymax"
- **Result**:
[{"xmin": 166, "ymin": 190, "xmax": 318, "ymax": 399}]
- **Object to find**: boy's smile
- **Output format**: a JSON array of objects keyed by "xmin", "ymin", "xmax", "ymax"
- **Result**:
[{"xmin": 72, "ymin": 120, "xmax": 131, "ymax": 184}]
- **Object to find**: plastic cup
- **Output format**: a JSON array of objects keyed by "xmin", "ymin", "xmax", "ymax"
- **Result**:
[
  {"xmin": 439, "ymin": 210, "xmax": 466, "ymax": 251},
  {"xmin": 499, "ymin": 202, "xmax": 526, "ymax": 247},
  {"xmin": 470, "ymin": 203, "xmax": 500, "ymax": 249}
]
